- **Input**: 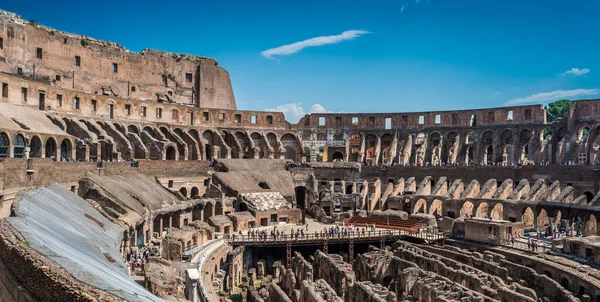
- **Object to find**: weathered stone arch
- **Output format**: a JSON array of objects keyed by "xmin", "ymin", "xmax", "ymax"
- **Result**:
[
  {"xmin": 13, "ymin": 134, "xmax": 25, "ymax": 158},
  {"xmin": 413, "ymin": 198, "xmax": 427, "ymax": 214},
  {"xmin": 490, "ymin": 203, "xmax": 503, "ymax": 220},
  {"xmin": 429, "ymin": 199, "xmax": 443, "ymax": 217},
  {"xmin": 521, "ymin": 207, "xmax": 535, "ymax": 228},
  {"xmin": 460, "ymin": 201, "xmax": 474, "ymax": 217},
  {"xmin": 476, "ymin": 202, "xmax": 489, "ymax": 218},
  {"xmin": 582, "ymin": 214, "xmax": 597, "ymax": 237},
  {"xmin": 29, "ymin": 135, "xmax": 42, "ymax": 158},
  {"xmin": 165, "ymin": 146, "xmax": 176, "ymax": 160},
  {"xmin": 45, "ymin": 137, "xmax": 57, "ymax": 159},
  {"xmin": 60, "ymin": 138, "xmax": 73, "ymax": 160},
  {"xmin": 0, "ymin": 132, "xmax": 10, "ymax": 158}
]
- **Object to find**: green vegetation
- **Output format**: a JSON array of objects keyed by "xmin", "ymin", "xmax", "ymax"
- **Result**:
[
  {"xmin": 80, "ymin": 39, "xmax": 89, "ymax": 47},
  {"xmin": 545, "ymin": 99, "xmax": 573, "ymax": 123},
  {"xmin": 28, "ymin": 20, "xmax": 38, "ymax": 27}
]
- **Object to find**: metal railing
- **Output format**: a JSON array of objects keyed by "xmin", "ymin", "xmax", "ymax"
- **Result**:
[
  {"xmin": 499, "ymin": 239, "xmax": 551, "ymax": 253},
  {"xmin": 228, "ymin": 229, "xmax": 447, "ymax": 245}
]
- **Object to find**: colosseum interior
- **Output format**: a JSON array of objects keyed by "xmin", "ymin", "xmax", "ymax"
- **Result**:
[{"xmin": 1, "ymin": 8, "xmax": 600, "ymax": 302}]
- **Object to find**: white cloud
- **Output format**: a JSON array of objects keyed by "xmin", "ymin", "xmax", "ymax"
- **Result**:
[
  {"xmin": 265, "ymin": 103, "xmax": 333, "ymax": 123},
  {"xmin": 260, "ymin": 30, "xmax": 369, "ymax": 60},
  {"xmin": 562, "ymin": 68, "xmax": 590, "ymax": 76},
  {"xmin": 506, "ymin": 89, "xmax": 600, "ymax": 105},
  {"xmin": 400, "ymin": 5, "xmax": 406, "ymax": 12}
]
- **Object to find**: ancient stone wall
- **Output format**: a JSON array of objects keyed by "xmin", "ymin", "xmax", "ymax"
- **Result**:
[{"xmin": 0, "ymin": 10, "xmax": 236, "ymax": 110}]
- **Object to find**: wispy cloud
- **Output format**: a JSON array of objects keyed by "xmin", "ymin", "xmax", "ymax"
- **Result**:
[
  {"xmin": 265, "ymin": 103, "xmax": 334, "ymax": 123},
  {"xmin": 562, "ymin": 68, "xmax": 590, "ymax": 76},
  {"xmin": 400, "ymin": 5, "xmax": 406, "ymax": 12},
  {"xmin": 260, "ymin": 30, "xmax": 369, "ymax": 60},
  {"xmin": 506, "ymin": 89, "xmax": 600, "ymax": 105}
]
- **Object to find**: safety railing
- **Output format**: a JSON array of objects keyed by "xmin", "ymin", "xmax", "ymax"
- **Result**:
[{"xmin": 228, "ymin": 228, "xmax": 447, "ymax": 245}]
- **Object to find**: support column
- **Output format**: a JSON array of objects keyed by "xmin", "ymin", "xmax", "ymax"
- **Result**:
[
  {"xmin": 159, "ymin": 217, "xmax": 164, "ymax": 238},
  {"xmin": 169, "ymin": 215, "xmax": 173, "ymax": 231}
]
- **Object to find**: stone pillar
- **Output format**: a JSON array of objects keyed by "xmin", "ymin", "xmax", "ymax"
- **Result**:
[
  {"xmin": 185, "ymin": 269, "xmax": 200, "ymax": 302},
  {"xmin": 169, "ymin": 215, "xmax": 173, "ymax": 231},
  {"xmin": 159, "ymin": 217, "xmax": 163, "ymax": 238},
  {"xmin": 310, "ymin": 147, "xmax": 318, "ymax": 163}
]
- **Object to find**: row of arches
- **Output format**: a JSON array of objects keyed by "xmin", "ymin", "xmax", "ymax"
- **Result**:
[
  {"xmin": 344, "ymin": 127, "xmax": 550, "ymax": 165},
  {"xmin": 0, "ymin": 132, "xmax": 73, "ymax": 160},
  {"xmin": 412, "ymin": 198, "xmax": 600, "ymax": 236},
  {"xmin": 55, "ymin": 117, "xmax": 304, "ymax": 162}
]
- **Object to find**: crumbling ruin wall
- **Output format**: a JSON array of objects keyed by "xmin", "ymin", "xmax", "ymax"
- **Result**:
[
  {"xmin": 392, "ymin": 241, "xmax": 535, "ymax": 302},
  {"xmin": 268, "ymin": 283, "xmax": 293, "ymax": 302},
  {"xmin": 350, "ymin": 281, "xmax": 395, "ymax": 302},
  {"xmin": 299, "ymin": 279, "xmax": 343, "ymax": 302},
  {"xmin": 144, "ymin": 258, "xmax": 185, "ymax": 299},
  {"xmin": 313, "ymin": 251, "xmax": 356, "ymax": 302}
]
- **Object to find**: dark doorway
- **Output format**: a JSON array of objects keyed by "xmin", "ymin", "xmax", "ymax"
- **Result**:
[
  {"xmin": 38, "ymin": 93, "xmax": 45, "ymax": 110},
  {"xmin": 295, "ymin": 186, "xmax": 307, "ymax": 209}
]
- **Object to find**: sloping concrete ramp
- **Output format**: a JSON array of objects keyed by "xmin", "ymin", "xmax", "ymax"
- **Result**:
[{"xmin": 6, "ymin": 183, "xmax": 162, "ymax": 301}]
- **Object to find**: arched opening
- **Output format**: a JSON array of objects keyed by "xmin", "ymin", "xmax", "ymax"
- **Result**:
[
  {"xmin": 521, "ymin": 207, "xmax": 535, "ymax": 228},
  {"xmin": 382, "ymin": 276, "xmax": 393, "ymax": 289},
  {"xmin": 460, "ymin": 201, "xmax": 474, "ymax": 217},
  {"xmin": 490, "ymin": 203, "xmax": 503, "ymax": 220},
  {"xmin": 429, "ymin": 199, "xmax": 443, "ymax": 218},
  {"xmin": 331, "ymin": 151, "xmax": 344, "ymax": 162},
  {"xmin": 45, "ymin": 137, "xmax": 57, "ymax": 159},
  {"xmin": 476, "ymin": 202, "xmax": 489, "ymax": 218},
  {"xmin": 203, "ymin": 130, "xmax": 215, "ymax": 160},
  {"xmin": 238, "ymin": 202, "xmax": 248, "ymax": 212},
  {"xmin": 414, "ymin": 199, "xmax": 427, "ymax": 214},
  {"xmin": 543, "ymin": 270, "xmax": 552, "ymax": 279},
  {"xmin": 582, "ymin": 214, "xmax": 597, "ymax": 237},
  {"xmin": 215, "ymin": 202, "xmax": 223, "ymax": 215},
  {"xmin": 13, "ymin": 134, "xmax": 25, "ymax": 158},
  {"xmin": 346, "ymin": 184, "xmax": 353, "ymax": 194},
  {"xmin": 128, "ymin": 125, "xmax": 139, "ymax": 133},
  {"xmin": 29, "ymin": 136, "xmax": 42, "ymax": 158},
  {"xmin": 560, "ymin": 278, "xmax": 569, "ymax": 290},
  {"xmin": 191, "ymin": 187, "xmax": 199, "ymax": 198},
  {"xmin": 179, "ymin": 187, "xmax": 187, "ymax": 197},
  {"xmin": 205, "ymin": 144, "xmax": 212, "ymax": 161},
  {"xmin": 165, "ymin": 146, "xmax": 176, "ymax": 160},
  {"xmin": 192, "ymin": 205, "xmax": 203, "ymax": 221},
  {"xmin": 485, "ymin": 145, "xmax": 494, "ymax": 165},
  {"xmin": 584, "ymin": 191, "xmax": 594, "ymax": 203},
  {"xmin": 537, "ymin": 208, "xmax": 550, "ymax": 231},
  {"xmin": 295, "ymin": 186, "xmax": 308, "ymax": 209},
  {"xmin": 60, "ymin": 139, "xmax": 72, "ymax": 160},
  {"xmin": 0, "ymin": 133, "xmax": 10, "ymax": 157},
  {"xmin": 204, "ymin": 202, "xmax": 213, "ymax": 220},
  {"xmin": 281, "ymin": 134, "xmax": 298, "ymax": 160},
  {"xmin": 466, "ymin": 146, "xmax": 474, "ymax": 166}
]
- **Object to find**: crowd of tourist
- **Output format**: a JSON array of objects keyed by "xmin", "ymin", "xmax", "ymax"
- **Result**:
[{"xmin": 126, "ymin": 246, "xmax": 150, "ymax": 276}]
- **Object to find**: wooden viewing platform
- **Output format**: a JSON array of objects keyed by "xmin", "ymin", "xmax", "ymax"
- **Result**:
[{"xmin": 228, "ymin": 229, "xmax": 447, "ymax": 246}]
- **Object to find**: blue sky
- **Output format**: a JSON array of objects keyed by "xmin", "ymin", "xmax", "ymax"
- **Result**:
[{"xmin": 2, "ymin": 0, "xmax": 599, "ymax": 122}]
